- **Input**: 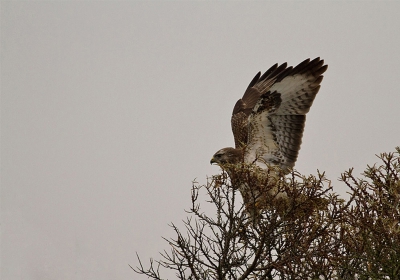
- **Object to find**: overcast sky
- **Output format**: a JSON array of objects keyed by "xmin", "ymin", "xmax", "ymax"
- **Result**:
[{"xmin": 2, "ymin": 1, "xmax": 400, "ymax": 279}]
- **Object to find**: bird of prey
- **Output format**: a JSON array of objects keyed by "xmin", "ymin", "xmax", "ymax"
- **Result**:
[
  {"xmin": 210, "ymin": 57, "xmax": 327, "ymax": 172},
  {"xmin": 210, "ymin": 58, "xmax": 327, "ymax": 217}
]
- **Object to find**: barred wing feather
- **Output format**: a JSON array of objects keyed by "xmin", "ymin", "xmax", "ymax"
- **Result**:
[{"xmin": 244, "ymin": 58, "xmax": 327, "ymax": 171}]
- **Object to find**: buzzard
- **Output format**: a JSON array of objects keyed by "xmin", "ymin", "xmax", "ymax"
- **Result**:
[{"xmin": 210, "ymin": 57, "xmax": 327, "ymax": 172}]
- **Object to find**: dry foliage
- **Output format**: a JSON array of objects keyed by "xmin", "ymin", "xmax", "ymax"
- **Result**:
[{"xmin": 132, "ymin": 148, "xmax": 400, "ymax": 279}]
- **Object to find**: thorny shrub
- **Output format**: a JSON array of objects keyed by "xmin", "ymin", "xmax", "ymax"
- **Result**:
[{"xmin": 133, "ymin": 147, "xmax": 400, "ymax": 279}]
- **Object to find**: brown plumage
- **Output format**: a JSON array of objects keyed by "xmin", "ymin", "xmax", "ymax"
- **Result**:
[{"xmin": 211, "ymin": 57, "xmax": 327, "ymax": 171}]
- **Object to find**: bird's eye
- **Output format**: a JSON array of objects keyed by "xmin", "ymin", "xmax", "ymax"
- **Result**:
[{"xmin": 215, "ymin": 154, "xmax": 222, "ymax": 158}]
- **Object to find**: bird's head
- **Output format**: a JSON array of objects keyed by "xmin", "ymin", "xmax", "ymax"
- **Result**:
[{"xmin": 210, "ymin": 147, "xmax": 242, "ymax": 165}]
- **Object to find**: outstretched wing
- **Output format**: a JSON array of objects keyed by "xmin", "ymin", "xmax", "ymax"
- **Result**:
[
  {"xmin": 231, "ymin": 63, "xmax": 289, "ymax": 149},
  {"xmin": 244, "ymin": 57, "xmax": 327, "ymax": 170}
]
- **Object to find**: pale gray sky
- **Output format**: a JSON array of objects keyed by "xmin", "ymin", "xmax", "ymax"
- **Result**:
[{"xmin": 1, "ymin": 1, "xmax": 399, "ymax": 279}]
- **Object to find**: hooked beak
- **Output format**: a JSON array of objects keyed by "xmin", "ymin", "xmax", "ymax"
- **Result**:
[{"xmin": 210, "ymin": 157, "xmax": 217, "ymax": 165}]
